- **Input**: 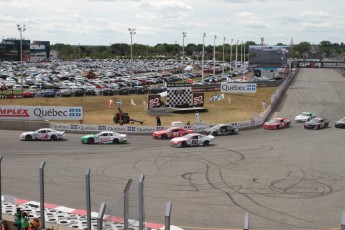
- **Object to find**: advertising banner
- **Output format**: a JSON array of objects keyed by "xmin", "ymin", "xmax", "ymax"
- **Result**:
[
  {"xmin": 0, "ymin": 89, "xmax": 24, "ymax": 98},
  {"xmin": 290, "ymin": 61, "xmax": 345, "ymax": 68},
  {"xmin": 0, "ymin": 106, "xmax": 83, "ymax": 120},
  {"xmin": 221, "ymin": 82, "xmax": 257, "ymax": 93},
  {"xmin": 148, "ymin": 95, "xmax": 161, "ymax": 109},
  {"xmin": 193, "ymin": 93, "xmax": 204, "ymax": 107}
]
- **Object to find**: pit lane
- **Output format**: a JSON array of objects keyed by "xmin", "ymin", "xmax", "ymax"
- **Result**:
[{"xmin": 2, "ymin": 69, "xmax": 345, "ymax": 230}]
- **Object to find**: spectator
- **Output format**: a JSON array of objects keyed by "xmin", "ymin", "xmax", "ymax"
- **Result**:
[
  {"xmin": 21, "ymin": 212, "xmax": 29, "ymax": 230},
  {"xmin": 195, "ymin": 111, "xmax": 200, "ymax": 123},
  {"xmin": 156, "ymin": 116, "xmax": 161, "ymax": 126},
  {"xmin": 262, "ymin": 100, "xmax": 267, "ymax": 112},
  {"xmin": 14, "ymin": 208, "xmax": 22, "ymax": 230}
]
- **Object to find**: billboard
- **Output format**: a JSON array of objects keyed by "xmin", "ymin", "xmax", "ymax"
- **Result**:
[
  {"xmin": 0, "ymin": 106, "xmax": 83, "ymax": 120},
  {"xmin": 30, "ymin": 44, "xmax": 46, "ymax": 50},
  {"xmin": 290, "ymin": 61, "xmax": 345, "ymax": 68},
  {"xmin": 249, "ymin": 45, "xmax": 290, "ymax": 68},
  {"xmin": 193, "ymin": 93, "xmax": 204, "ymax": 107},
  {"xmin": 221, "ymin": 82, "xmax": 257, "ymax": 94}
]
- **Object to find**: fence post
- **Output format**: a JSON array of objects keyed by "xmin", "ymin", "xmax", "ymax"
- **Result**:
[
  {"xmin": 244, "ymin": 212, "xmax": 249, "ymax": 230},
  {"xmin": 341, "ymin": 211, "xmax": 345, "ymax": 230},
  {"xmin": 165, "ymin": 201, "xmax": 172, "ymax": 230},
  {"xmin": 85, "ymin": 168, "xmax": 91, "ymax": 230},
  {"xmin": 39, "ymin": 161, "xmax": 46, "ymax": 229},
  {"xmin": 124, "ymin": 179, "xmax": 133, "ymax": 230},
  {"xmin": 97, "ymin": 202, "xmax": 106, "ymax": 230},
  {"xmin": 0, "ymin": 155, "xmax": 2, "ymax": 220},
  {"xmin": 139, "ymin": 174, "xmax": 145, "ymax": 230}
]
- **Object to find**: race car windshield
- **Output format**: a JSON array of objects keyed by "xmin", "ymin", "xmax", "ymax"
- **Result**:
[
  {"xmin": 183, "ymin": 134, "xmax": 194, "ymax": 139},
  {"xmin": 310, "ymin": 119, "xmax": 320, "ymax": 123},
  {"xmin": 301, "ymin": 112, "xmax": 311, "ymax": 116},
  {"xmin": 271, "ymin": 119, "xmax": 280, "ymax": 123}
]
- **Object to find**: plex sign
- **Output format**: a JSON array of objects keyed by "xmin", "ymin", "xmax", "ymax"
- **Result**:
[
  {"xmin": 290, "ymin": 61, "xmax": 345, "ymax": 68},
  {"xmin": 0, "ymin": 106, "xmax": 83, "ymax": 121}
]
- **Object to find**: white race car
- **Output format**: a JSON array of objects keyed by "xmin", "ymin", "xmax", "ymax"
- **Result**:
[
  {"xmin": 81, "ymin": 131, "xmax": 127, "ymax": 144},
  {"xmin": 294, "ymin": 112, "xmax": 316, "ymax": 123},
  {"xmin": 20, "ymin": 128, "xmax": 65, "ymax": 141},
  {"xmin": 170, "ymin": 133, "xmax": 214, "ymax": 147}
]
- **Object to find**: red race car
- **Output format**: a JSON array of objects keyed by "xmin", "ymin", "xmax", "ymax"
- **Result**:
[
  {"xmin": 263, "ymin": 117, "xmax": 291, "ymax": 130},
  {"xmin": 152, "ymin": 127, "xmax": 193, "ymax": 139}
]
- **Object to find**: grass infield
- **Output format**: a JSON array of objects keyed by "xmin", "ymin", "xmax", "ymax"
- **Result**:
[{"xmin": 0, "ymin": 88, "xmax": 276, "ymax": 126}]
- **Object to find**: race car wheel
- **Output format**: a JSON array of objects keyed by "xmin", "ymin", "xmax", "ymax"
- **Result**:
[
  {"xmin": 287, "ymin": 122, "xmax": 290, "ymax": 127},
  {"xmin": 203, "ymin": 140, "xmax": 210, "ymax": 146},
  {"xmin": 230, "ymin": 130, "xmax": 236, "ymax": 135},
  {"xmin": 181, "ymin": 141, "xmax": 187, "ymax": 147},
  {"xmin": 212, "ymin": 131, "xmax": 218, "ymax": 136},
  {"xmin": 276, "ymin": 125, "xmax": 279, "ymax": 129},
  {"xmin": 317, "ymin": 125, "xmax": 320, "ymax": 130},
  {"xmin": 50, "ymin": 135, "xmax": 58, "ymax": 141},
  {"xmin": 113, "ymin": 139, "xmax": 120, "ymax": 144},
  {"xmin": 87, "ymin": 138, "xmax": 94, "ymax": 144},
  {"xmin": 25, "ymin": 135, "xmax": 32, "ymax": 141},
  {"xmin": 161, "ymin": 134, "xmax": 167, "ymax": 140}
]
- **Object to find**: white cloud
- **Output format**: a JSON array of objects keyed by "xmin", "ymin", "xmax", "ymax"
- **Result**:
[{"xmin": 0, "ymin": 0, "xmax": 344, "ymax": 46}]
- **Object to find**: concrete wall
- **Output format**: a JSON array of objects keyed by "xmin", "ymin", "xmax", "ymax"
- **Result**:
[{"xmin": 0, "ymin": 121, "xmax": 49, "ymax": 131}]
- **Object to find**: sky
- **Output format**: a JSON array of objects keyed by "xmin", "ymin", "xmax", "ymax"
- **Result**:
[{"xmin": 0, "ymin": 0, "xmax": 344, "ymax": 46}]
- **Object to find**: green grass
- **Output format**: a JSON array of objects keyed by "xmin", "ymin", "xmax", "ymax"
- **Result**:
[{"xmin": 0, "ymin": 88, "xmax": 275, "ymax": 126}]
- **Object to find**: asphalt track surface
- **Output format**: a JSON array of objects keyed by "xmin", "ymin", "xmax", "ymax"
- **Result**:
[{"xmin": 2, "ymin": 68, "xmax": 345, "ymax": 230}]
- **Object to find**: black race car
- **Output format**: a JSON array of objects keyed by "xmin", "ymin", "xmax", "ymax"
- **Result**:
[
  {"xmin": 204, "ymin": 124, "xmax": 239, "ymax": 136},
  {"xmin": 304, "ymin": 118, "xmax": 329, "ymax": 130}
]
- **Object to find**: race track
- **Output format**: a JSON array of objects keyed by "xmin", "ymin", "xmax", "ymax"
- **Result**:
[{"xmin": 2, "ymin": 68, "xmax": 345, "ymax": 230}]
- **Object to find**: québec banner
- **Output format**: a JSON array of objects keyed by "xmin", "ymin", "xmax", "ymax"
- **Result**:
[
  {"xmin": 221, "ymin": 82, "xmax": 257, "ymax": 93},
  {"xmin": 0, "ymin": 106, "xmax": 83, "ymax": 120}
]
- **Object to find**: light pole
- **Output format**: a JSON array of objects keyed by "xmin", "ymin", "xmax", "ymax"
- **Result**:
[
  {"xmin": 243, "ymin": 41, "xmax": 246, "ymax": 66},
  {"xmin": 201, "ymin": 33, "xmax": 206, "ymax": 82},
  {"xmin": 182, "ymin": 32, "xmax": 187, "ymax": 75},
  {"xmin": 213, "ymin": 35, "xmax": 217, "ymax": 76},
  {"xmin": 128, "ymin": 28, "xmax": 136, "ymax": 88},
  {"xmin": 235, "ymin": 40, "xmax": 238, "ymax": 69},
  {"xmin": 230, "ymin": 39, "xmax": 233, "ymax": 71},
  {"xmin": 222, "ymin": 37, "xmax": 226, "ymax": 75},
  {"xmin": 240, "ymin": 41, "xmax": 243, "ymax": 69},
  {"xmin": 17, "ymin": 24, "xmax": 26, "ymax": 90}
]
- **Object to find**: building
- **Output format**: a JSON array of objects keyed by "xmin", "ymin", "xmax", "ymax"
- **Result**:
[
  {"xmin": 0, "ymin": 38, "xmax": 30, "ymax": 61},
  {"xmin": 0, "ymin": 39, "xmax": 50, "ymax": 62},
  {"xmin": 30, "ymin": 41, "xmax": 50, "ymax": 61}
]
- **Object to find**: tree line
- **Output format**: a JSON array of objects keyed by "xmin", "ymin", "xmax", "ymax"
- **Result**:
[{"xmin": 51, "ymin": 41, "xmax": 345, "ymax": 61}]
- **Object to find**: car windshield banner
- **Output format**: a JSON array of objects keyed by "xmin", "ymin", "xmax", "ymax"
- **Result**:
[
  {"xmin": 221, "ymin": 82, "xmax": 257, "ymax": 93},
  {"xmin": 0, "ymin": 106, "xmax": 83, "ymax": 120}
]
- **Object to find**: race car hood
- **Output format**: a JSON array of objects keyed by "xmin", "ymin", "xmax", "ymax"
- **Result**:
[
  {"xmin": 153, "ymin": 130, "xmax": 166, "ymax": 135},
  {"xmin": 264, "ymin": 121, "xmax": 277, "ymax": 125},
  {"xmin": 170, "ymin": 136, "xmax": 185, "ymax": 142},
  {"xmin": 21, "ymin": 131, "xmax": 35, "ymax": 136}
]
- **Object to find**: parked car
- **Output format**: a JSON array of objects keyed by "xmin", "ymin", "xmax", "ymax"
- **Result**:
[
  {"xmin": 42, "ymin": 89, "xmax": 56, "ymax": 97},
  {"xmin": 170, "ymin": 133, "xmax": 215, "ymax": 147},
  {"xmin": 22, "ymin": 91, "xmax": 34, "ymax": 98}
]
